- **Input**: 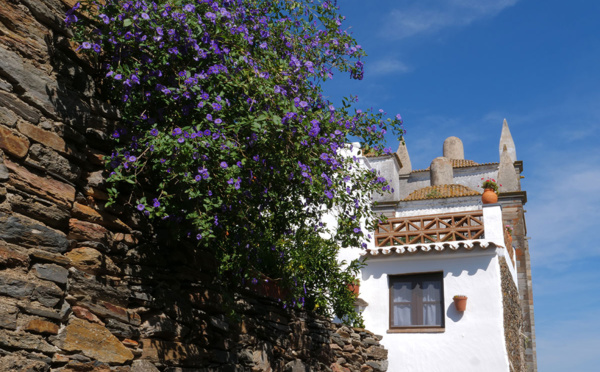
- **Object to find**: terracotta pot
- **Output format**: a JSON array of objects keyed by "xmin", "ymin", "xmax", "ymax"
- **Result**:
[
  {"xmin": 347, "ymin": 282, "xmax": 360, "ymax": 297},
  {"xmin": 481, "ymin": 188, "xmax": 498, "ymax": 204},
  {"xmin": 453, "ymin": 296, "xmax": 468, "ymax": 312}
]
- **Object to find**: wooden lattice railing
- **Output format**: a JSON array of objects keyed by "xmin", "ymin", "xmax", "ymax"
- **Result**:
[{"xmin": 375, "ymin": 211, "xmax": 485, "ymax": 247}]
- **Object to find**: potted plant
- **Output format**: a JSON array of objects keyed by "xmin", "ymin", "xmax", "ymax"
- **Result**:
[
  {"xmin": 505, "ymin": 224, "xmax": 513, "ymax": 245},
  {"xmin": 347, "ymin": 279, "xmax": 360, "ymax": 297},
  {"xmin": 480, "ymin": 178, "xmax": 501, "ymax": 204},
  {"xmin": 453, "ymin": 295, "xmax": 468, "ymax": 312}
]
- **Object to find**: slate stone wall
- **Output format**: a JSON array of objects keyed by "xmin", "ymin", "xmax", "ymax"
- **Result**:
[
  {"xmin": 500, "ymin": 257, "xmax": 526, "ymax": 372},
  {"xmin": 500, "ymin": 197, "xmax": 537, "ymax": 372},
  {"xmin": 0, "ymin": 1, "xmax": 388, "ymax": 371}
]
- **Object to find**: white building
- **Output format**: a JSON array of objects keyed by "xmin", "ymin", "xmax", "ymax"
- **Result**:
[{"xmin": 341, "ymin": 120, "xmax": 536, "ymax": 372}]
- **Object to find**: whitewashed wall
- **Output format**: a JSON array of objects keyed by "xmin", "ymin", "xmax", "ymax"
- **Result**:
[{"xmin": 359, "ymin": 250, "xmax": 510, "ymax": 372}]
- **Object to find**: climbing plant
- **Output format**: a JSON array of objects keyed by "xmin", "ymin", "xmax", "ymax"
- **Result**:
[{"xmin": 68, "ymin": 0, "xmax": 404, "ymax": 325}]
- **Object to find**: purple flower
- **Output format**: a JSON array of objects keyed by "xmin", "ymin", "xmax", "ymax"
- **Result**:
[
  {"xmin": 214, "ymin": 118, "xmax": 222, "ymax": 124},
  {"xmin": 212, "ymin": 103, "xmax": 222, "ymax": 111},
  {"xmin": 93, "ymin": 44, "xmax": 101, "ymax": 53},
  {"xmin": 220, "ymin": 161, "xmax": 228, "ymax": 169},
  {"xmin": 195, "ymin": 175, "xmax": 202, "ymax": 181},
  {"xmin": 205, "ymin": 12, "xmax": 216, "ymax": 21},
  {"xmin": 153, "ymin": 198, "xmax": 160, "ymax": 207},
  {"xmin": 177, "ymin": 137, "xmax": 185, "ymax": 143},
  {"xmin": 196, "ymin": 233, "xmax": 202, "ymax": 240},
  {"xmin": 128, "ymin": 156, "xmax": 136, "ymax": 162},
  {"xmin": 354, "ymin": 227, "xmax": 362, "ymax": 233},
  {"xmin": 114, "ymin": 74, "xmax": 122, "ymax": 80},
  {"xmin": 299, "ymin": 101, "xmax": 308, "ymax": 108},
  {"xmin": 183, "ymin": 4, "xmax": 195, "ymax": 12},
  {"xmin": 173, "ymin": 128, "xmax": 182, "ymax": 135},
  {"xmin": 150, "ymin": 128, "xmax": 159, "ymax": 136},
  {"xmin": 324, "ymin": 190, "xmax": 333, "ymax": 199},
  {"xmin": 198, "ymin": 167, "xmax": 209, "ymax": 179},
  {"xmin": 141, "ymin": 13, "xmax": 150, "ymax": 20},
  {"xmin": 308, "ymin": 120, "xmax": 320, "ymax": 137},
  {"xmin": 99, "ymin": 14, "xmax": 109, "ymax": 24},
  {"xmin": 81, "ymin": 42, "xmax": 91, "ymax": 49},
  {"xmin": 137, "ymin": 204, "xmax": 145, "ymax": 211}
]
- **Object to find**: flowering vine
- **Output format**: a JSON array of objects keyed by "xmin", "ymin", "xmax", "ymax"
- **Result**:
[{"xmin": 68, "ymin": 0, "xmax": 404, "ymax": 324}]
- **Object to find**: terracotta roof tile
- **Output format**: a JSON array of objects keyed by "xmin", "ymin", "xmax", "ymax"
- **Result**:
[
  {"xmin": 403, "ymin": 184, "xmax": 481, "ymax": 201},
  {"xmin": 362, "ymin": 241, "xmax": 501, "ymax": 257},
  {"xmin": 412, "ymin": 159, "xmax": 499, "ymax": 172}
]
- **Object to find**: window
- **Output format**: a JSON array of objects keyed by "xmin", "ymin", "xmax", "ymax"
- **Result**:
[{"xmin": 389, "ymin": 272, "xmax": 444, "ymax": 331}]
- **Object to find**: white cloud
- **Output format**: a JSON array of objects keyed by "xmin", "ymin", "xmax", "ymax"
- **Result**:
[
  {"xmin": 381, "ymin": 0, "xmax": 519, "ymax": 40},
  {"xmin": 368, "ymin": 57, "xmax": 411, "ymax": 76}
]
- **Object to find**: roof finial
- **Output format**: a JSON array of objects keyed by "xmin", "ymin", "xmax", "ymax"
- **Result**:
[
  {"xmin": 498, "ymin": 145, "xmax": 520, "ymax": 192},
  {"xmin": 499, "ymin": 119, "xmax": 517, "ymax": 162},
  {"xmin": 443, "ymin": 136, "xmax": 464, "ymax": 160},
  {"xmin": 430, "ymin": 157, "xmax": 453, "ymax": 186},
  {"xmin": 396, "ymin": 140, "xmax": 412, "ymax": 175}
]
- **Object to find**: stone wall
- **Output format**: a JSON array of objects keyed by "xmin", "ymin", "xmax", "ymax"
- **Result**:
[
  {"xmin": 0, "ymin": 1, "xmax": 388, "ymax": 371},
  {"xmin": 500, "ymin": 195, "xmax": 537, "ymax": 372},
  {"xmin": 500, "ymin": 256, "xmax": 526, "ymax": 372}
]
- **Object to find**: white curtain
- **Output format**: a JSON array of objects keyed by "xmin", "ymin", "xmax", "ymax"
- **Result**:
[
  {"xmin": 392, "ymin": 281, "xmax": 412, "ymax": 326},
  {"xmin": 421, "ymin": 280, "xmax": 442, "ymax": 325}
]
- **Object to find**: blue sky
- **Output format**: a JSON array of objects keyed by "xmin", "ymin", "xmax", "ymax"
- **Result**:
[{"xmin": 323, "ymin": 1, "xmax": 600, "ymax": 371}]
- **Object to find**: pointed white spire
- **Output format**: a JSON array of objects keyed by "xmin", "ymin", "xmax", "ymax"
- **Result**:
[
  {"xmin": 498, "ymin": 145, "xmax": 520, "ymax": 192},
  {"xmin": 396, "ymin": 140, "xmax": 412, "ymax": 175},
  {"xmin": 499, "ymin": 119, "xmax": 517, "ymax": 162}
]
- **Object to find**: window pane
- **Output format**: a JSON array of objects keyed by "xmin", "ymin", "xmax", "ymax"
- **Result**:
[
  {"xmin": 421, "ymin": 280, "xmax": 442, "ymax": 325},
  {"xmin": 392, "ymin": 281, "xmax": 412, "ymax": 302},
  {"xmin": 393, "ymin": 304, "xmax": 412, "ymax": 326},
  {"xmin": 421, "ymin": 280, "xmax": 440, "ymax": 301},
  {"xmin": 389, "ymin": 273, "xmax": 444, "ymax": 329},
  {"xmin": 422, "ymin": 303, "xmax": 442, "ymax": 325}
]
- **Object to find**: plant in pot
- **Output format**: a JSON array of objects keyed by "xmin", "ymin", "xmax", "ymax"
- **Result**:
[
  {"xmin": 505, "ymin": 224, "xmax": 513, "ymax": 245},
  {"xmin": 347, "ymin": 279, "xmax": 360, "ymax": 297},
  {"xmin": 480, "ymin": 178, "xmax": 501, "ymax": 204},
  {"xmin": 453, "ymin": 295, "xmax": 468, "ymax": 312}
]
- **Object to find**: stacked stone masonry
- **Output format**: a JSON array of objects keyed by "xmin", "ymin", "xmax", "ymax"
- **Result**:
[
  {"xmin": 0, "ymin": 1, "xmax": 388, "ymax": 371},
  {"xmin": 499, "ymin": 257, "xmax": 525, "ymax": 372},
  {"xmin": 500, "ymin": 199, "xmax": 537, "ymax": 372}
]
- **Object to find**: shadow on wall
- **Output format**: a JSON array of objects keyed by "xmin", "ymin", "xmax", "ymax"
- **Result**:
[
  {"xmin": 360, "ymin": 250, "xmax": 494, "ymax": 281},
  {"xmin": 446, "ymin": 303, "xmax": 465, "ymax": 323}
]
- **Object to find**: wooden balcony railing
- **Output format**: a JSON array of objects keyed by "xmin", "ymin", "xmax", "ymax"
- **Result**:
[{"xmin": 375, "ymin": 211, "xmax": 485, "ymax": 247}]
